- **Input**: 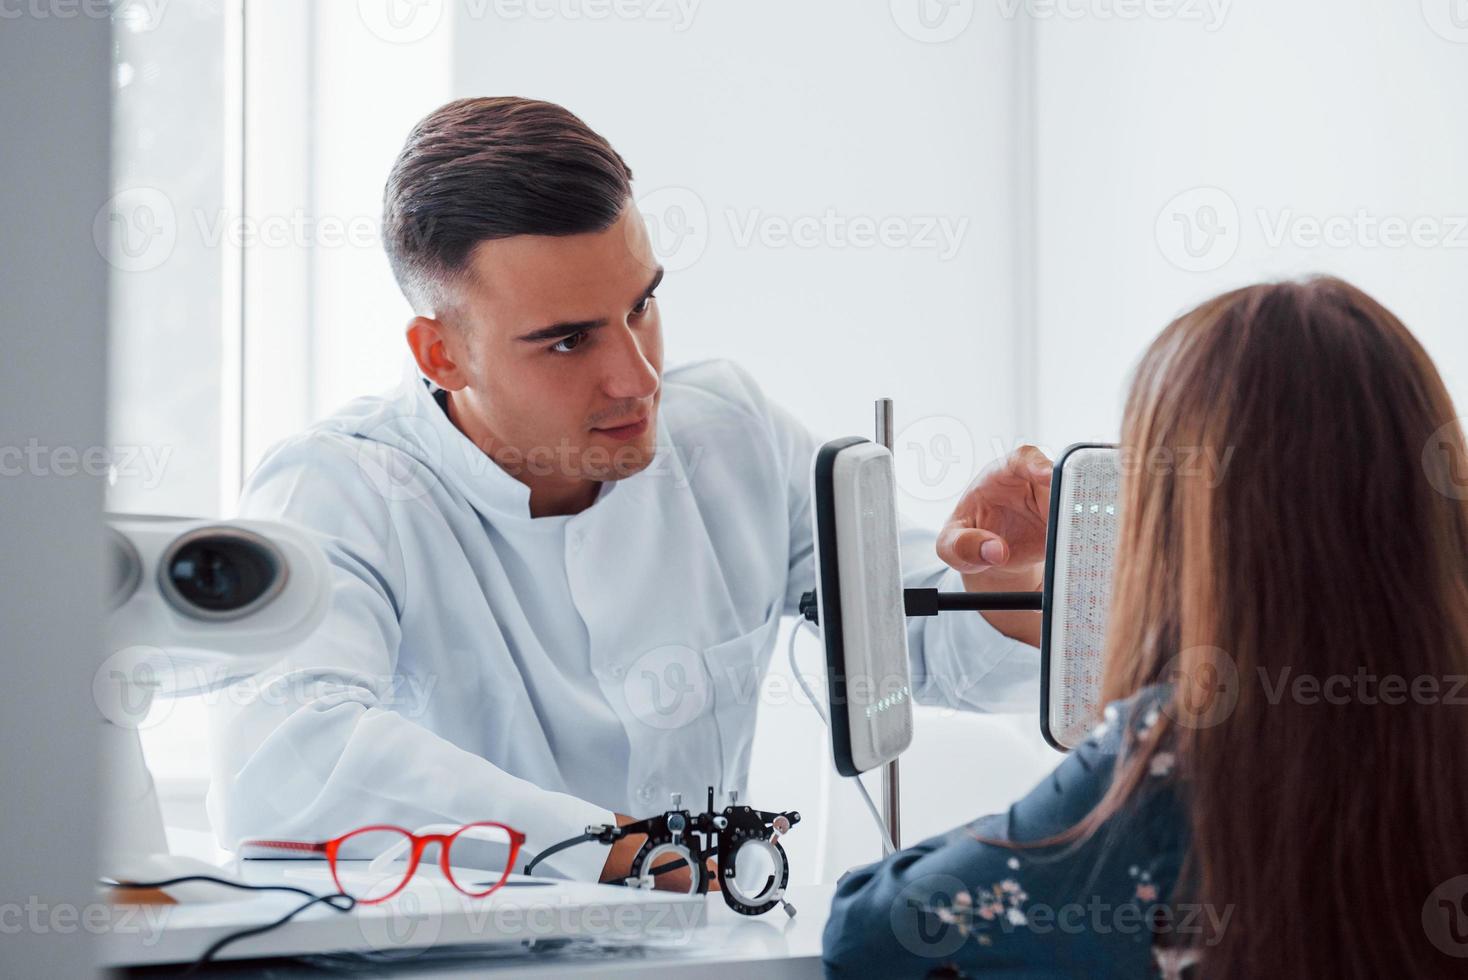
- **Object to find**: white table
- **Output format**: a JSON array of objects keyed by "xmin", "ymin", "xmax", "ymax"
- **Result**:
[
  {"xmin": 272, "ymin": 884, "xmax": 836, "ymax": 979},
  {"xmin": 109, "ymin": 860, "xmax": 833, "ymax": 979}
]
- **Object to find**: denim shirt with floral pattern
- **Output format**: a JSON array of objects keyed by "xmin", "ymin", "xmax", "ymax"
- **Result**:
[{"xmin": 822, "ymin": 685, "xmax": 1200, "ymax": 979}]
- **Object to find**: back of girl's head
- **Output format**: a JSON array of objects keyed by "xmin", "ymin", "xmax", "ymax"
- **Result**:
[{"xmin": 1102, "ymin": 276, "xmax": 1468, "ymax": 977}]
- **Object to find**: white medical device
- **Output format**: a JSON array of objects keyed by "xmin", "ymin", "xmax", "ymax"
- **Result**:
[
  {"xmin": 100, "ymin": 515, "xmax": 331, "ymax": 900},
  {"xmin": 1038, "ymin": 444, "xmax": 1123, "ymax": 750},
  {"xmin": 802, "ymin": 415, "xmax": 1122, "ymax": 848},
  {"xmin": 808, "ymin": 437, "xmax": 914, "ymax": 777}
]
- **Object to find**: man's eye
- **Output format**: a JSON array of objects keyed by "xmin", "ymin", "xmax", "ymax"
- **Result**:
[
  {"xmin": 550, "ymin": 331, "xmax": 588, "ymax": 354},
  {"xmin": 632, "ymin": 294, "xmax": 656, "ymax": 317}
]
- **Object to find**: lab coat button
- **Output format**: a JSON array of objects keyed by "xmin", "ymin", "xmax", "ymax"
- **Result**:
[
  {"xmin": 609, "ymin": 663, "xmax": 626, "ymax": 680},
  {"xmin": 635, "ymin": 783, "xmax": 657, "ymax": 805}
]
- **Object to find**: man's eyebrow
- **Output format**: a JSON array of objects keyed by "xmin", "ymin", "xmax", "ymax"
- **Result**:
[
  {"xmin": 514, "ymin": 268, "xmax": 665, "ymax": 344},
  {"xmin": 638, "ymin": 267, "xmax": 665, "ymax": 303},
  {"xmin": 516, "ymin": 317, "xmax": 606, "ymax": 344}
]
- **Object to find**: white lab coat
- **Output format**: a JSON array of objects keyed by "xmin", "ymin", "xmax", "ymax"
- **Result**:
[{"xmin": 206, "ymin": 359, "xmax": 1038, "ymax": 883}]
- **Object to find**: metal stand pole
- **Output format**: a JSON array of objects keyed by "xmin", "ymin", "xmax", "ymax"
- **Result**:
[{"xmin": 875, "ymin": 397, "xmax": 901, "ymax": 853}]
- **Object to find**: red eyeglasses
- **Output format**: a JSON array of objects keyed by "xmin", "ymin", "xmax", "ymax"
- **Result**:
[{"xmin": 239, "ymin": 822, "xmax": 526, "ymax": 903}]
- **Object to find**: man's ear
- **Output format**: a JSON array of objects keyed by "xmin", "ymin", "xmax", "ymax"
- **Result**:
[{"xmin": 407, "ymin": 315, "xmax": 469, "ymax": 391}]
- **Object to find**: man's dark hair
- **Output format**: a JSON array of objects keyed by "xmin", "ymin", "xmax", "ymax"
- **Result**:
[{"xmin": 382, "ymin": 96, "xmax": 634, "ymax": 314}]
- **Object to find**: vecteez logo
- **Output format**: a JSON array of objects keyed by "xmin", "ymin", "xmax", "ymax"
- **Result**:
[
  {"xmin": 624, "ymin": 644, "xmax": 711, "ymax": 731},
  {"xmin": 469, "ymin": 0, "xmax": 703, "ymax": 31},
  {"xmin": 1421, "ymin": 0, "xmax": 1468, "ymax": 43},
  {"xmin": 994, "ymin": 0, "xmax": 1232, "ymax": 31},
  {"xmin": 634, "ymin": 186, "xmax": 710, "ymax": 273},
  {"xmin": 0, "ymin": 0, "xmax": 168, "ymax": 29},
  {"xmin": 1154, "ymin": 186, "xmax": 1240, "ymax": 273},
  {"xmin": 894, "ymin": 416, "xmax": 978, "ymax": 503},
  {"xmin": 632, "ymin": 186, "xmax": 973, "ymax": 271},
  {"xmin": 357, "ymin": 0, "xmax": 445, "ymax": 44},
  {"xmin": 725, "ymin": 210, "xmax": 969, "ymax": 261},
  {"xmin": 890, "ymin": 0, "xmax": 975, "ymax": 43},
  {"xmin": 1422, "ymin": 420, "xmax": 1468, "ymax": 501},
  {"xmin": 1424, "ymin": 875, "xmax": 1468, "ymax": 957},
  {"xmin": 1156, "ymin": 186, "xmax": 1468, "ymax": 273},
  {"xmin": 93, "ymin": 186, "xmax": 178, "ymax": 273}
]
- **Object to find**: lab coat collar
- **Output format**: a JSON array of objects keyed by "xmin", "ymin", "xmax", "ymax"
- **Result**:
[{"xmin": 399, "ymin": 371, "xmax": 618, "ymax": 525}]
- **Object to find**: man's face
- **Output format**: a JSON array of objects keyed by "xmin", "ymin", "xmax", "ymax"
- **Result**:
[{"xmin": 440, "ymin": 203, "xmax": 664, "ymax": 492}]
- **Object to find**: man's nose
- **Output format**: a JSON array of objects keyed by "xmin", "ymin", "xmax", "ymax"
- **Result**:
[{"xmin": 602, "ymin": 323, "xmax": 659, "ymax": 401}]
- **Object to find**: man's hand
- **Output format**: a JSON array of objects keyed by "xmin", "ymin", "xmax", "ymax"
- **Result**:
[
  {"xmin": 599, "ymin": 813, "xmax": 718, "ymax": 892},
  {"xmin": 935, "ymin": 445, "xmax": 1053, "ymax": 646}
]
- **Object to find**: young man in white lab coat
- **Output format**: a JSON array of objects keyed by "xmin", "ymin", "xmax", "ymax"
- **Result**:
[{"xmin": 207, "ymin": 97, "xmax": 1053, "ymax": 888}]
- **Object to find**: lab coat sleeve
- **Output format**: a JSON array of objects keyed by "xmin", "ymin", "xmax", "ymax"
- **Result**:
[
  {"xmin": 205, "ymin": 432, "xmax": 614, "ymax": 884},
  {"xmin": 761, "ymin": 380, "xmax": 1038, "ymax": 714}
]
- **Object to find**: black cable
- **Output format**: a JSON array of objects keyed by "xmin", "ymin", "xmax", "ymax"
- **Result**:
[
  {"xmin": 191, "ymin": 890, "xmax": 354, "ymax": 970},
  {"xmin": 523, "ymin": 831, "xmax": 601, "ymax": 878},
  {"xmin": 102, "ymin": 874, "xmax": 355, "ymax": 971},
  {"xmin": 103, "ymin": 873, "xmax": 333, "ymax": 904},
  {"xmin": 527, "ymin": 835, "xmax": 715, "ymax": 887}
]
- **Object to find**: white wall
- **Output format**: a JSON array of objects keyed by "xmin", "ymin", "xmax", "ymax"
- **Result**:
[
  {"xmin": 242, "ymin": 0, "xmax": 453, "ymax": 468},
  {"xmin": 450, "ymin": 0, "xmax": 1027, "ymax": 480},
  {"xmin": 1032, "ymin": 0, "xmax": 1468, "ymax": 448},
  {"xmin": 107, "ymin": 3, "xmax": 234, "ymax": 518}
]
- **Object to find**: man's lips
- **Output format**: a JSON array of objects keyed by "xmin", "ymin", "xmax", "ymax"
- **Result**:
[{"xmin": 592, "ymin": 416, "xmax": 650, "ymax": 441}]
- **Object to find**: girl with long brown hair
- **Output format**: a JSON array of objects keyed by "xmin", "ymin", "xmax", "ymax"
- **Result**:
[{"xmin": 823, "ymin": 276, "xmax": 1468, "ymax": 978}]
